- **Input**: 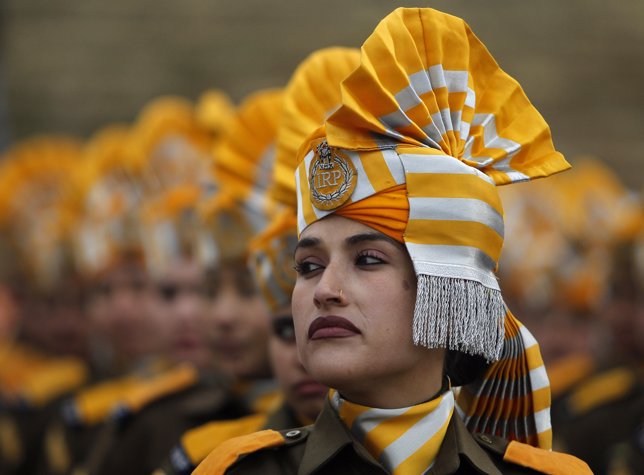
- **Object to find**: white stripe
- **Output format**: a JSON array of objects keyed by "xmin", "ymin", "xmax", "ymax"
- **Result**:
[
  {"xmin": 405, "ymin": 242, "xmax": 498, "ymax": 285},
  {"xmin": 295, "ymin": 166, "xmax": 308, "ymax": 233},
  {"xmin": 533, "ymin": 408, "xmax": 551, "ymax": 434},
  {"xmin": 420, "ymin": 122, "xmax": 445, "ymax": 148},
  {"xmin": 450, "ymin": 110, "xmax": 462, "ymax": 134},
  {"xmin": 464, "ymin": 87, "xmax": 476, "ymax": 109},
  {"xmin": 395, "ymin": 83, "xmax": 424, "ymax": 112},
  {"xmin": 444, "ymin": 70, "xmax": 468, "ymax": 93},
  {"xmin": 255, "ymin": 142, "xmax": 276, "ymax": 191},
  {"xmin": 427, "ymin": 64, "xmax": 447, "ymax": 89},
  {"xmin": 381, "ymin": 148, "xmax": 406, "ymax": 185},
  {"xmin": 518, "ymin": 324, "xmax": 538, "ymax": 348},
  {"xmin": 408, "ymin": 197, "xmax": 504, "ymax": 238},
  {"xmin": 400, "ymin": 153, "xmax": 496, "ymax": 185},
  {"xmin": 381, "ymin": 392, "xmax": 454, "ymax": 470},
  {"xmin": 529, "ymin": 365, "xmax": 550, "ymax": 392},
  {"xmin": 491, "ymin": 156, "xmax": 530, "ymax": 183},
  {"xmin": 380, "ymin": 108, "xmax": 413, "ymax": 130},
  {"xmin": 352, "ymin": 406, "xmax": 409, "ymax": 439},
  {"xmin": 409, "ymin": 69, "xmax": 433, "ymax": 96}
]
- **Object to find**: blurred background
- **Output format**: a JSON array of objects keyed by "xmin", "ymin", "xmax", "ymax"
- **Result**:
[{"xmin": 1, "ymin": 0, "xmax": 643, "ymax": 188}]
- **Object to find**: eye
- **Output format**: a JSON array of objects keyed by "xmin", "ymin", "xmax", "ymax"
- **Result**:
[
  {"xmin": 158, "ymin": 284, "xmax": 179, "ymax": 302},
  {"xmin": 272, "ymin": 315, "xmax": 296, "ymax": 343},
  {"xmin": 293, "ymin": 261, "xmax": 323, "ymax": 276},
  {"xmin": 355, "ymin": 251, "xmax": 385, "ymax": 266}
]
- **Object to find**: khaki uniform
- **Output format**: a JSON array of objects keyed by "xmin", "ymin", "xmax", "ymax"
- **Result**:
[
  {"xmin": 0, "ymin": 344, "xmax": 88, "ymax": 475},
  {"xmin": 195, "ymin": 398, "xmax": 592, "ymax": 475},
  {"xmin": 89, "ymin": 374, "xmax": 250, "ymax": 475}
]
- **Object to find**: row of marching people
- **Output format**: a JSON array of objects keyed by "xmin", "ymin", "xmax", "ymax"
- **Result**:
[{"xmin": 0, "ymin": 7, "xmax": 641, "ymax": 475}]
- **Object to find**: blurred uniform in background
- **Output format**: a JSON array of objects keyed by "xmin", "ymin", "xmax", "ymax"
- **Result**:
[{"xmin": 499, "ymin": 158, "xmax": 643, "ymax": 474}]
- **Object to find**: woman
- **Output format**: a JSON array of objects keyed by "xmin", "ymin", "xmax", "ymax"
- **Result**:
[{"xmin": 196, "ymin": 8, "xmax": 591, "ymax": 474}]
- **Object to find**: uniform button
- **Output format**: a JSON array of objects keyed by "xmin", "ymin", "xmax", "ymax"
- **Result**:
[
  {"xmin": 479, "ymin": 435, "xmax": 493, "ymax": 444},
  {"xmin": 285, "ymin": 430, "xmax": 301, "ymax": 439}
]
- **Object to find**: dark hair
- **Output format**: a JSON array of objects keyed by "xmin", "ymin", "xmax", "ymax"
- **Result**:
[{"xmin": 444, "ymin": 350, "xmax": 490, "ymax": 386}]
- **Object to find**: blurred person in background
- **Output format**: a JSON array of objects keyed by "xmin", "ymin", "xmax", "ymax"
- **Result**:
[
  {"xmin": 499, "ymin": 158, "xmax": 643, "ymax": 474},
  {"xmin": 0, "ymin": 137, "xmax": 91, "ymax": 475},
  {"xmin": 157, "ymin": 47, "xmax": 359, "ymax": 473},
  {"xmin": 86, "ymin": 91, "xmax": 288, "ymax": 475}
]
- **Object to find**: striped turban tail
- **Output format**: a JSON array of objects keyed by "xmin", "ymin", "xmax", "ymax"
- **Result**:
[{"xmin": 295, "ymin": 8, "xmax": 570, "ymax": 449}]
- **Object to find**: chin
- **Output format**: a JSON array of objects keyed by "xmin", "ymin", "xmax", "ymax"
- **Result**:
[{"xmin": 304, "ymin": 353, "xmax": 365, "ymax": 391}]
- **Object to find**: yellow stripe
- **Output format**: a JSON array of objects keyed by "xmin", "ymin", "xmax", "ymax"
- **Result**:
[
  {"xmin": 405, "ymin": 219, "xmax": 503, "ymax": 263},
  {"xmin": 392, "ymin": 408, "xmax": 453, "ymax": 474},
  {"xmin": 532, "ymin": 387, "xmax": 551, "ymax": 413},
  {"xmin": 536, "ymin": 429, "xmax": 552, "ymax": 452},
  {"xmin": 362, "ymin": 404, "xmax": 440, "ymax": 458},
  {"xmin": 358, "ymin": 149, "xmax": 397, "ymax": 191},
  {"xmin": 338, "ymin": 402, "xmax": 370, "ymax": 428},
  {"xmin": 525, "ymin": 344, "xmax": 544, "ymax": 368},
  {"xmin": 405, "ymin": 173, "xmax": 502, "ymax": 215}
]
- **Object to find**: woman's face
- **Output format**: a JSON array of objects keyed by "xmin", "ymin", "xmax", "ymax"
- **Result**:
[
  {"xmin": 268, "ymin": 306, "xmax": 327, "ymax": 423},
  {"xmin": 292, "ymin": 215, "xmax": 443, "ymax": 407},
  {"xmin": 148, "ymin": 257, "xmax": 215, "ymax": 370},
  {"xmin": 206, "ymin": 261, "xmax": 272, "ymax": 379}
]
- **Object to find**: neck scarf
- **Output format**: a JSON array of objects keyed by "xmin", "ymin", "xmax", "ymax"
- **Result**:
[{"xmin": 330, "ymin": 389, "xmax": 454, "ymax": 474}]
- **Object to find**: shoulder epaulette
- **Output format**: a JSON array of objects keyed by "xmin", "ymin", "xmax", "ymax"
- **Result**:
[
  {"xmin": 548, "ymin": 354, "xmax": 595, "ymax": 398},
  {"xmin": 180, "ymin": 413, "xmax": 268, "ymax": 468},
  {"xmin": 12, "ymin": 357, "xmax": 89, "ymax": 407},
  {"xmin": 193, "ymin": 429, "xmax": 287, "ymax": 475},
  {"xmin": 503, "ymin": 440, "xmax": 592, "ymax": 475},
  {"xmin": 64, "ymin": 375, "xmax": 140, "ymax": 426},
  {"xmin": 568, "ymin": 366, "xmax": 636, "ymax": 416},
  {"xmin": 115, "ymin": 363, "xmax": 199, "ymax": 417}
]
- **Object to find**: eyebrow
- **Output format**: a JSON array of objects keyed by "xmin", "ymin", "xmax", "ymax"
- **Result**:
[
  {"xmin": 294, "ymin": 237, "xmax": 320, "ymax": 255},
  {"xmin": 345, "ymin": 232, "xmax": 399, "ymax": 247},
  {"xmin": 294, "ymin": 232, "xmax": 399, "ymax": 256}
]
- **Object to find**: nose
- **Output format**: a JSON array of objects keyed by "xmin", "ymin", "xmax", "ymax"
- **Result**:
[
  {"xmin": 313, "ymin": 262, "xmax": 347, "ymax": 309},
  {"xmin": 175, "ymin": 293, "xmax": 205, "ymax": 326},
  {"xmin": 209, "ymin": 287, "xmax": 240, "ymax": 328}
]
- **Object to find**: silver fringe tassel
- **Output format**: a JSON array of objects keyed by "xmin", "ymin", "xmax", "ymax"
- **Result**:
[{"xmin": 413, "ymin": 274, "xmax": 505, "ymax": 362}]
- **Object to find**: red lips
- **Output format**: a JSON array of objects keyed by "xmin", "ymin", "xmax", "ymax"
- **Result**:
[{"xmin": 308, "ymin": 315, "xmax": 361, "ymax": 340}]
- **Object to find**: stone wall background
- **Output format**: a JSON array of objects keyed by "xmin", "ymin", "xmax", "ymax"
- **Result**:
[{"xmin": 1, "ymin": 0, "xmax": 642, "ymax": 187}]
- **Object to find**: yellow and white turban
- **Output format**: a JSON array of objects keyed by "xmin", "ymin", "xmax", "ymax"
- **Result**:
[
  {"xmin": 197, "ymin": 89, "xmax": 285, "ymax": 264},
  {"xmin": 250, "ymin": 48, "xmax": 361, "ymax": 312},
  {"xmin": 295, "ymin": 8, "xmax": 569, "ymax": 448},
  {"xmin": 69, "ymin": 125, "xmax": 146, "ymax": 277},
  {"xmin": 0, "ymin": 136, "xmax": 84, "ymax": 289},
  {"xmin": 273, "ymin": 48, "xmax": 360, "ymax": 209},
  {"xmin": 248, "ymin": 210, "xmax": 298, "ymax": 313}
]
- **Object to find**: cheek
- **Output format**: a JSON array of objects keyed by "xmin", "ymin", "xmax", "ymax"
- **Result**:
[{"xmin": 291, "ymin": 283, "xmax": 312, "ymax": 340}]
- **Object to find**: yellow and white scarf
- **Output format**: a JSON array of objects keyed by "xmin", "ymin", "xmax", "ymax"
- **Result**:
[{"xmin": 330, "ymin": 389, "xmax": 454, "ymax": 474}]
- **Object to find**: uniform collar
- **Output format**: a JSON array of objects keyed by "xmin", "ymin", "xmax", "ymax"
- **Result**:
[
  {"xmin": 298, "ymin": 397, "xmax": 385, "ymax": 475},
  {"xmin": 298, "ymin": 396, "xmax": 503, "ymax": 475}
]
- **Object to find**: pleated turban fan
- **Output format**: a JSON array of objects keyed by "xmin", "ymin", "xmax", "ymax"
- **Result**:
[
  {"xmin": 273, "ymin": 48, "xmax": 361, "ymax": 209},
  {"xmin": 0, "ymin": 136, "xmax": 83, "ymax": 289},
  {"xmin": 199, "ymin": 89, "xmax": 285, "ymax": 263},
  {"xmin": 295, "ymin": 8, "xmax": 569, "ymax": 448},
  {"xmin": 125, "ymin": 96, "xmax": 223, "ymax": 275},
  {"xmin": 70, "ymin": 126, "xmax": 146, "ymax": 277},
  {"xmin": 250, "ymin": 48, "xmax": 361, "ymax": 313}
]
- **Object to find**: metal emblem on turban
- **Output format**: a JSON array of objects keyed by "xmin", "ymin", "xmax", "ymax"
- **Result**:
[{"xmin": 309, "ymin": 140, "xmax": 357, "ymax": 211}]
